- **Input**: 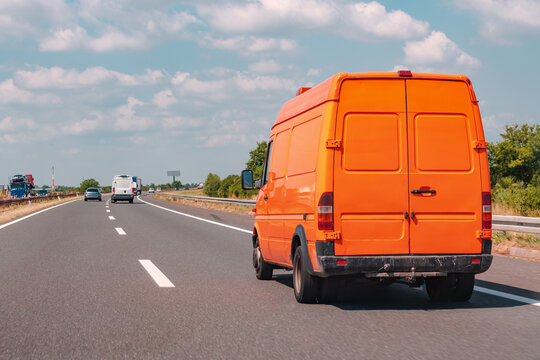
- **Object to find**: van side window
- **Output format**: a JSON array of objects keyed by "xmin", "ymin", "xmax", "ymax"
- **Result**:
[{"xmin": 262, "ymin": 141, "xmax": 274, "ymax": 186}]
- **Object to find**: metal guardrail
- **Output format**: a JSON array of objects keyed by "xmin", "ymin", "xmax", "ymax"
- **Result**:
[
  {"xmin": 492, "ymin": 215, "xmax": 540, "ymax": 235},
  {"xmin": 158, "ymin": 193, "xmax": 539, "ymax": 235},
  {"xmin": 0, "ymin": 193, "xmax": 80, "ymax": 208},
  {"xmin": 159, "ymin": 193, "xmax": 256, "ymax": 206}
]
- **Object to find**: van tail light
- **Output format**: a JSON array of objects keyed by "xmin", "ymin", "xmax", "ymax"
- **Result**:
[
  {"xmin": 113, "ymin": 187, "xmax": 115, "ymax": 194},
  {"xmin": 318, "ymin": 192, "xmax": 334, "ymax": 230},
  {"xmin": 482, "ymin": 192, "xmax": 491, "ymax": 230}
]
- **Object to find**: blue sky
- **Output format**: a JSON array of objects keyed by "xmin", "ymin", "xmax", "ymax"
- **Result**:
[{"xmin": 1, "ymin": 0, "xmax": 539, "ymax": 187}]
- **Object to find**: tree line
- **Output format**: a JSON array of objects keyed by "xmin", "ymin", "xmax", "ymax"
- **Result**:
[{"xmin": 488, "ymin": 124, "xmax": 539, "ymax": 215}]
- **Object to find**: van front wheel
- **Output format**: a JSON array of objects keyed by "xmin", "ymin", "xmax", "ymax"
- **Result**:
[
  {"xmin": 293, "ymin": 247, "xmax": 319, "ymax": 303},
  {"xmin": 254, "ymin": 238, "xmax": 273, "ymax": 280}
]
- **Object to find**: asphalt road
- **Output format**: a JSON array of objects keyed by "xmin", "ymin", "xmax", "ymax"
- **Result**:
[{"xmin": 0, "ymin": 194, "xmax": 538, "ymax": 359}]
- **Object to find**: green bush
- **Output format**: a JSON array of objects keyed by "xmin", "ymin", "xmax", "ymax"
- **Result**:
[
  {"xmin": 203, "ymin": 173, "xmax": 221, "ymax": 197},
  {"xmin": 492, "ymin": 179, "xmax": 540, "ymax": 216}
]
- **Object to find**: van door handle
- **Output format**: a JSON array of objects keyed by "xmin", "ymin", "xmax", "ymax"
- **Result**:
[
  {"xmin": 404, "ymin": 211, "xmax": 409, "ymax": 219},
  {"xmin": 411, "ymin": 189, "xmax": 436, "ymax": 194}
]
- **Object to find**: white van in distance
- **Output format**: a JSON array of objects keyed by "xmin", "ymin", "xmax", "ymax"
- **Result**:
[{"xmin": 112, "ymin": 175, "xmax": 135, "ymax": 203}]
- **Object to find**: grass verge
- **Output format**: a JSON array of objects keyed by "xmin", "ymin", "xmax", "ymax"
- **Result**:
[
  {"xmin": 0, "ymin": 195, "xmax": 80, "ymax": 225},
  {"xmin": 492, "ymin": 230, "xmax": 540, "ymax": 251}
]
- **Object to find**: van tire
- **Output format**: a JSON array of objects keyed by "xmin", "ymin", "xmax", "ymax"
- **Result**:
[
  {"xmin": 426, "ymin": 274, "xmax": 475, "ymax": 302},
  {"xmin": 254, "ymin": 238, "xmax": 273, "ymax": 280},
  {"xmin": 129, "ymin": 199, "xmax": 133, "ymax": 203},
  {"xmin": 318, "ymin": 277, "xmax": 338, "ymax": 304},
  {"xmin": 293, "ymin": 247, "xmax": 319, "ymax": 303},
  {"xmin": 451, "ymin": 273, "xmax": 475, "ymax": 301},
  {"xmin": 425, "ymin": 276, "xmax": 452, "ymax": 301}
]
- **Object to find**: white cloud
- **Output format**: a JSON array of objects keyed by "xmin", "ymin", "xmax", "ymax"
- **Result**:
[
  {"xmin": 200, "ymin": 35, "xmax": 297, "ymax": 53},
  {"xmin": 454, "ymin": 0, "xmax": 540, "ymax": 43},
  {"xmin": 129, "ymin": 136, "xmax": 148, "ymax": 144},
  {"xmin": 152, "ymin": 89, "xmax": 177, "ymax": 108},
  {"xmin": 199, "ymin": 1, "xmax": 429, "ymax": 40},
  {"xmin": 197, "ymin": 134, "xmax": 247, "ymax": 148},
  {"xmin": 37, "ymin": 1, "xmax": 199, "ymax": 52},
  {"xmin": 340, "ymin": 2, "xmax": 429, "ymax": 40},
  {"xmin": 162, "ymin": 117, "xmax": 203, "ymax": 129},
  {"xmin": 0, "ymin": 0, "xmax": 73, "ymax": 40},
  {"xmin": 403, "ymin": 31, "xmax": 481, "ymax": 71},
  {"xmin": 61, "ymin": 118, "xmax": 100, "ymax": 135},
  {"xmin": 114, "ymin": 97, "xmax": 154, "ymax": 131},
  {"xmin": 249, "ymin": 60, "xmax": 283, "ymax": 74},
  {"xmin": 0, "ymin": 117, "xmax": 37, "ymax": 132},
  {"xmin": 14, "ymin": 66, "xmax": 164, "ymax": 89},
  {"xmin": 0, "ymin": 79, "xmax": 60, "ymax": 105},
  {"xmin": 0, "ymin": 116, "xmax": 56, "ymax": 144},
  {"xmin": 171, "ymin": 70, "xmax": 296, "ymax": 101}
]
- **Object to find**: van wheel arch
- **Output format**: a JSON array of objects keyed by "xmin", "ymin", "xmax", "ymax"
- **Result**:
[{"xmin": 290, "ymin": 225, "xmax": 315, "ymax": 275}]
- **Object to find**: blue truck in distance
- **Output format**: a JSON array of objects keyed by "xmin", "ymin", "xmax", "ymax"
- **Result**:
[{"xmin": 9, "ymin": 174, "xmax": 35, "ymax": 198}]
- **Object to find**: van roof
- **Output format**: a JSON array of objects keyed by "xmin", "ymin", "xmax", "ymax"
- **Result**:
[{"xmin": 273, "ymin": 72, "xmax": 473, "ymax": 129}]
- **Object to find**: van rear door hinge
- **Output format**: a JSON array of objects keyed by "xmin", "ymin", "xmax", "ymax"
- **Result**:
[
  {"xmin": 473, "ymin": 140, "xmax": 487, "ymax": 150},
  {"xmin": 324, "ymin": 232, "xmax": 341, "ymax": 240},
  {"xmin": 326, "ymin": 139, "xmax": 342, "ymax": 149}
]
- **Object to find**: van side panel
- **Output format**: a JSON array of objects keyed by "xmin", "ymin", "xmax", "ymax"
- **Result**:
[
  {"xmin": 334, "ymin": 79, "xmax": 410, "ymax": 256},
  {"xmin": 280, "ymin": 111, "xmax": 323, "ymax": 264},
  {"xmin": 406, "ymin": 79, "xmax": 483, "ymax": 254}
]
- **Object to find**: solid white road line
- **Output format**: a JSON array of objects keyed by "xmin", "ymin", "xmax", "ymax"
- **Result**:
[
  {"xmin": 475, "ymin": 286, "xmax": 540, "ymax": 307},
  {"xmin": 139, "ymin": 260, "xmax": 175, "ymax": 287},
  {"xmin": 0, "ymin": 199, "xmax": 79, "ymax": 231},
  {"xmin": 115, "ymin": 227, "xmax": 126, "ymax": 235},
  {"xmin": 108, "ymin": 216, "xmax": 115, "ymax": 220},
  {"xmin": 138, "ymin": 196, "xmax": 540, "ymax": 307},
  {"xmin": 137, "ymin": 195, "xmax": 252, "ymax": 234}
]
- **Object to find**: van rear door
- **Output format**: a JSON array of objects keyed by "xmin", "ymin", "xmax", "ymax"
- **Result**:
[
  {"xmin": 333, "ymin": 79, "xmax": 410, "ymax": 256},
  {"xmin": 406, "ymin": 79, "xmax": 483, "ymax": 254}
]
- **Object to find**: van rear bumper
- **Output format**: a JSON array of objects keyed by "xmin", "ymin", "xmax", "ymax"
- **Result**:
[
  {"xmin": 112, "ymin": 194, "xmax": 134, "ymax": 200},
  {"xmin": 315, "ymin": 242, "xmax": 492, "ymax": 276}
]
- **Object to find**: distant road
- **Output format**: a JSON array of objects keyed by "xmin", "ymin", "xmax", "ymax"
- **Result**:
[{"xmin": 0, "ymin": 194, "xmax": 538, "ymax": 359}]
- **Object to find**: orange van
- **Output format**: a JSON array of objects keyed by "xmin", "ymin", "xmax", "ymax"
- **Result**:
[{"xmin": 242, "ymin": 71, "xmax": 492, "ymax": 303}]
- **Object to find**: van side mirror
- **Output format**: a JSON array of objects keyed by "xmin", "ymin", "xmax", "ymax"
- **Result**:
[{"xmin": 241, "ymin": 170, "xmax": 259, "ymax": 190}]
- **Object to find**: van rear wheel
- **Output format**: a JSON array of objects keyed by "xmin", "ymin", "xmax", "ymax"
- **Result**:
[
  {"xmin": 451, "ymin": 273, "xmax": 475, "ymax": 301},
  {"xmin": 254, "ymin": 238, "xmax": 273, "ymax": 280},
  {"xmin": 293, "ymin": 247, "xmax": 319, "ymax": 303},
  {"xmin": 318, "ymin": 277, "xmax": 339, "ymax": 304},
  {"xmin": 426, "ymin": 273, "xmax": 475, "ymax": 302}
]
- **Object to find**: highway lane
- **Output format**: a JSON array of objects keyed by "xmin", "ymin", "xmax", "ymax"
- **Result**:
[{"xmin": 0, "ymin": 194, "xmax": 538, "ymax": 359}]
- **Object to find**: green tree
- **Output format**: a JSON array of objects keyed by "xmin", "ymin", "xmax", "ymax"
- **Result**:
[
  {"xmin": 203, "ymin": 173, "xmax": 221, "ymax": 197},
  {"xmin": 171, "ymin": 180, "xmax": 182, "ymax": 189},
  {"xmin": 246, "ymin": 141, "xmax": 268, "ymax": 179},
  {"xmin": 79, "ymin": 178, "xmax": 99, "ymax": 192},
  {"xmin": 218, "ymin": 175, "xmax": 240, "ymax": 198},
  {"xmin": 488, "ymin": 124, "xmax": 540, "ymax": 185}
]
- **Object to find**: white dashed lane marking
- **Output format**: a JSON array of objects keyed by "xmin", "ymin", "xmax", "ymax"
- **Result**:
[
  {"xmin": 108, "ymin": 216, "xmax": 115, "ymax": 220},
  {"xmin": 115, "ymin": 227, "xmax": 126, "ymax": 235},
  {"xmin": 139, "ymin": 260, "xmax": 175, "ymax": 288}
]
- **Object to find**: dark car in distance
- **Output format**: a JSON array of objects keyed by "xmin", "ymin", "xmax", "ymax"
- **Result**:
[{"xmin": 84, "ymin": 188, "xmax": 102, "ymax": 201}]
